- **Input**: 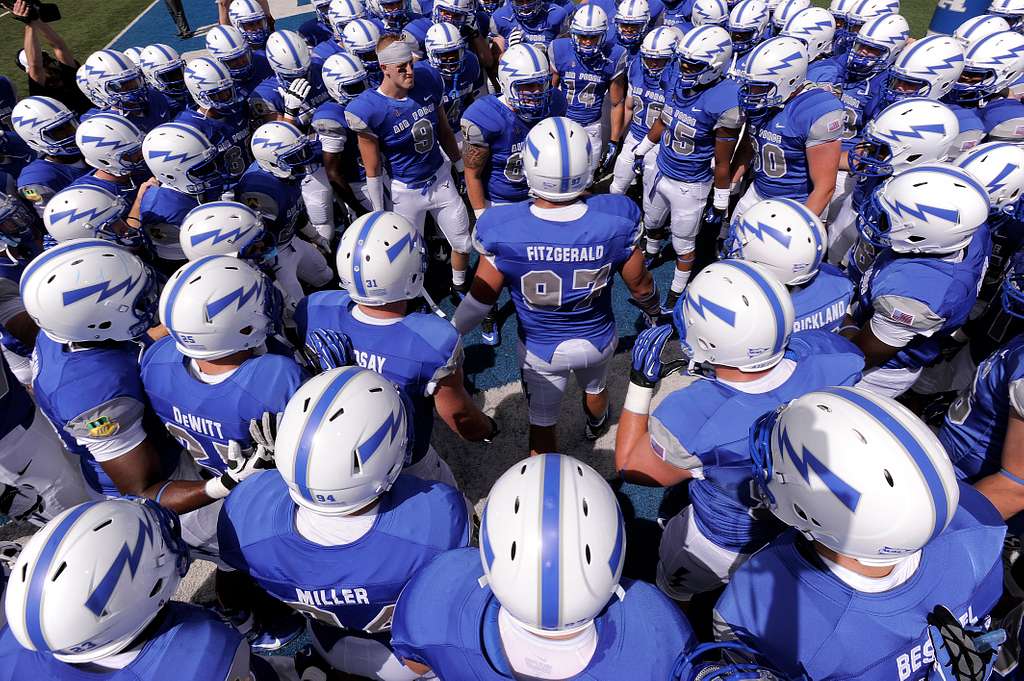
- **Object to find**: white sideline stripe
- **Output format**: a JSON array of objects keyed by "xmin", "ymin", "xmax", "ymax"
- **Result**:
[{"xmin": 106, "ymin": 0, "xmax": 160, "ymax": 48}]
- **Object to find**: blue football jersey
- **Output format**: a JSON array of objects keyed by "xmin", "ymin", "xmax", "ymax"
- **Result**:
[
  {"xmin": 344, "ymin": 63, "xmax": 447, "ymax": 185},
  {"xmin": 300, "ymin": 17, "xmax": 333, "ymax": 46},
  {"xmin": 0, "ymin": 603, "xmax": 246, "ymax": 681},
  {"xmin": 17, "ymin": 158, "xmax": 89, "ymax": 216},
  {"xmin": 940, "ymin": 335, "xmax": 1024, "ymax": 482},
  {"xmin": 175, "ymin": 108, "xmax": 251, "ymax": 180},
  {"xmin": 0, "ymin": 132, "xmax": 34, "ymax": 180},
  {"xmin": 68, "ymin": 172, "xmax": 140, "ymax": 206},
  {"xmin": 852, "ymin": 226, "xmax": 992, "ymax": 372},
  {"xmin": 32, "ymin": 334, "xmax": 181, "ymax": 496},
  {"xmin": 139, "ymin": 185, "xmax": 202, "ymax": 262},
  {"xmin": 82, "ymin": 90, "xmax": 176, "ymax": 135},
  {"xmin": 235, "ymin": 49, "xmax": 273, "ymax": 101},
  {"xmin": 805, "ymin": 58, "xmax": 886, "ymax": 151},
  {"xmin": 249, "ymin": 71, "xmax": 331, "ymax": 128},
  {"xmin": 649, "ymin": 331, "xmax": 865, "ymax": 552},
  {"xmin": 791, "ymin": 263, "xmax": 854, "ymax": 333},
  {"xmin": 236, "ymin": 162, "xmax": 303, "ymax": 246},
  {"xmin": 391, "ymin": 548, "xmax": 697, "ymax": 681},
  {"xmin": 312, "ymin": 101, "xmax": 365, "ymax": 183},
  {"xmin": 474, "ymin": 195, "xmax": 641, "ymax": 361},
  {"xmin": 550, "ymin": 38, "xmax": 628, "ymax": 126},
  {"xmin": 460, "ymin": 93, "xmax": 568, "ymax": 203},
  {"xmin": 427, "ymin": 52, "xmax": 483, "ymax": 132},
  {"xmin": 490, "ymin": 3, "xmax": 568, "ymax": 47},
  {"xmin": 141, "ymin": 336, "xmax": 305, "ymax": 476},
  {"xmin": 660, "ymin": 0, "xmax": 693, "ymax": 30},
  {"xmin": 656, "ymin": 74, "xmax": 743, "ymax": 183},
  {"xmin": 312, "ymin": 38, "xmax": 344, "ymax": 66},
  {"xmin": 0, "ymin": 351, "xmax": 33, "ymax": 442},
  {"xmin": 949, "ymin": 103, "xmax": 987, "ymax": 157},
  {"xmin": 748, "ymin": 87, "xmax": 844, "ymax": 202},
  {"xmin": 714, "ymin": 483, "xmax": 1006, "ymax": 681},
  {"xmin": 218, "ymin": 471, "xmax": 470, "ymax": 637},
  {"xmin": 980, "ymin": 98, "xmax": 1024, "ymax": 142},
  {"xmin": 294, "ymin": 290, "xmax": 461, "ymax": 465},
  {"xmin": 626, "ymin": 55, "xmax": 669, "ymax": 141}
]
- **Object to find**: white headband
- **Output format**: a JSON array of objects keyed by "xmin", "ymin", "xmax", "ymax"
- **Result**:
[{"xmin": 377, "ymin": 40, "xmax": 414, "ymax": 65}]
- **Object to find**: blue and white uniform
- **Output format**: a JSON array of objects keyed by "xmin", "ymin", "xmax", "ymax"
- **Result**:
[
  {"xmin": 650, "ymin": 331, "xmax": 864, "ymax": 599},
  {"xmin": 175, "ymin": 107, "xmax": 251, "ymax": 184},
  {"xmin": 295, "ymin": 290, "xmax": 462, "ymax": 485},
  {"xmin": 428, "ymin": 51, "xmax": 483, "ymax": 140},
  {"xmin": 218, "ymin": 471, "xmax": 470, "ymax": 677},
  {"xmin": 490, "ymin": 3, "xmax": 568, "ymax": 48},
  {"xmin": 610, "ymin": 54, "xmax": 669, "ymax": 194},
  {"xmin": 138, "ymin": 185, "xmax": 203, "ymax": 266},
  {"xmin": 980, "ymin": 97, "xmax": 1024, "ymax": 143},
  {"xmin": 660, "ymin": 0, "xmax": 693, "ymax": 30},
  {"xmin": 82, "ymin": 90, "xmax": 176, "ymax": 135},
  {"xmin": 390, "ymin": 548, "xmax": 697, "ymax": 681},
  {"xmin": 474, "ymin": 195, "xmax": 640, "ymax": 427},
  {"xmin": 17, "ymin": 158, "xmax": 89, "ymax": 217},
  {"xmin": 713, "ymin": 484, "xmax": 1005, "ymax": 681},
  {"xmin": 249, "ymin": 71, "xmax": 331, "ymax": 128},
  {"xmin": 235, "ymin": 49, "xmax": 274, "ymax": 100},
  {"xmin": 141, "ymin": 336, "xmax": 305, "ymax": 477},
  {"xmin": 939, "ymin": 335, "xmax": 1024, "ymax": 483},
  {"xmin": 852, "ymin": 227, "xmax": 992, "ymax": 397},
  {"xmin": 68, "ymin": 172, "xmax": 140, "ymax": 205},
  {"xmin": 300, "ymin": 16, "xmax": 334, "ymax": 46},
  {"xmin": 0, "ymin": 602, "xmax": 252, "ymax": 681},
  {"xmin": 311, "ymin": 99, "xmax": 370, "ymax": 208},
  {"xmin": 791, "ymin": 262, "xmax": 854, "ymax": 333}
]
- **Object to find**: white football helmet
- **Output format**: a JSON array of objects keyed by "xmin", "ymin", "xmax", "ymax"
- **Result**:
[
  {"xmin": 336, "ymin": 211, "xmax": 426, "ymax": 305},
  {"xmin": 771, "ymin": 0, "xmax": 810, "ymax": 31},
  {"xmin": 11, "ymin": 96, "xmax": 79, "ymax": 158},
  {"xmin": 780, "ymin": 7, "xmax": 836, "ymax": 63},
  {"xmin": 122, "ymin": 46, "xmax": 145, "ymax": 64},
  {"xmin": 845, "ymin": 0, "xmax": 899, "ymax": 36},
  {"xmin": 0, "ymin": 194, "xmax": 40, "ymax": 250},
  {"xmin": 955, "ymin": 141, "xmax": 1024, "ymax": 215},
  {"xmin": 80, "ymin": 50, "xmax": 148, "ymax": 112},
  {"xmin": 728, "ymin": 0, "xmax": 769, "ymax": 54},
  {"xmin": 179, "ymin": 201, "xmax": 275, "ymax": 263},
  {"xmin": 184, "ymin": 56, "xmax": 243, "ymax": 114},
  {"xmin": 883, "ymin": 35, "xmax": 965, "ymax": 105},
  {"xmin": 615, "ymin": 0, "xmax": 650, "ymax": 48},
  {"xmin": 251, "ymin": 121, "xmax": 322, "ymax": 179},
  {"xmin": 266, "ymin": 30, "xmax": 312, "ymax": 84},
  {"xmin": 205, "ymin": 25, "xmax": 256, "ymax": 80},
  {"xmin": 848, "ymin": 98, "xmax": 959, "ymax": 178},
  {"xmin": 3, "ymin": 499, "xmax": 189, "ymax": 663},
  {"xmin": 19, "ymin": 238, "xmax": 158, "ymax": 343},
  {"xmin": 639, "ymin": 27, "xmax": 679, "ymax": 80},
  {"xmin": 328, "ymin": 0, "xmax": 366, "ymax": 40},
  {"xmin": 750, "ymin": 387, "xmax": 959, "ymax": 565},
  {"xmin": 735, "ymin": 36, "xmax": 808, "ymax": 112},
  {"xmin": 844, "ymin": 12, "xmax": 910, "ymax": 79},
  {"xmin": 989, "ymin": 0, "xmax": 1024, "ymax": 31},
  {"xmin": 674, "ymin": 25, "xmax": 733, "ymax": 93},
  {"xmin": 828, "ymin": 0, "xmax": 857, "ymax": 29},
  {"xmin": 143, "ymin": 123, "xmax": 223, "ymax": 195},
  {"xmin": 951, "ymin": 29, "xmax": 1024, "ymax": 104},
  {"xmin": 342, "ymin": 19, "xmax": 383, "ymax": 76},
  {"xmin": 425, "ymin": 22, "xmax": 466, "ymax": 76},
  {"xmin": 432, "ymin": 0, "xmax": 475, "ymax": 26},
  {"xmin": 42, "ymin": 185, "xmax": 138, "ymax": 248},
  {"xmin": 479, "ymin": 454, "xmax": 625, "ymax": 634},
  {"xmin": 691, "ymin": 0, "xmax": 729, "ymax": 26},
  {"xmin": 523, "ymin": 117, "xmax": 593, "ymax": 202},
  {"xmin": 275, "ymin": 367, "xmax": 410, "ymax": 515},
  {"xmin": 954, "ymin": 14, "xmax": 1011, "ymax": 49},
  {"xmin": 570, "ymin": 5, "xmax": 608, "ymax": 60},
  {"xmin": 722, "ymin": 198, "xmax": 826, "ymax": 286},
  {"xmin": 322, "ymin": 52, "xmax": 369, "ymax": 104},
  {"xmin": 674, "ymin": 259, "xmax": 795, "ymax": 372},
  {"xmin": 76, "ymin": 65, "xmax": 105, "ymax": 108},
  {"xmin": 138, "ymin": 44, "xmax": 186, "ymax": 99},
  {"xmin": 229, "ymin": 0, "xmax": 271, "ymax": 45},
  {"xmin": 160, "ymin": 255, "xmax": 280, "ymax": 359},
  {"xmin": 75, "ymin": 112, "xmax": 144, "ymax": 177},
  {"xmin": 858, "ymin": 162, "xmax": 990, "ymax": 254},
  {"xmin": 497, "ymin": 44, "xmax": 552, "ymax": 120}
]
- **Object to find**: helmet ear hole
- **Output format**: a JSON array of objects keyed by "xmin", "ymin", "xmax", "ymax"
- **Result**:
[
  {"xmin": 585, "ymin": 545, "xmax": 592, "ymax": 564},
  {"xmin": 510, "ymin": 541, "xmax": 517, "ymax": 561},
  {"xmin": 883, "ymin": 469, "xmax": 894, "ymax": 487},
  {"xmin": 149, "ymin": 579, "xmax": 164, "ymax": 598}
]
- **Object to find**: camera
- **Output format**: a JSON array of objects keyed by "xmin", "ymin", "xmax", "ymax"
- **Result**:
[{"xmin": 3, "ymin": 0, "xmax": 62, "ymax": 23}]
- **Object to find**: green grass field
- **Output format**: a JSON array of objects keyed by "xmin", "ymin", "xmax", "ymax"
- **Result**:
[{"xmin": 0, "ymin": 0, "xmax": 938, "ymax": 98}]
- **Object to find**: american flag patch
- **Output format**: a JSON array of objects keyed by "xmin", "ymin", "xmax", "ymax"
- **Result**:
[
  {"xmin": 890, "ymin": 308, "xmax": 915, "ymax": 325},
  {"xmin": 1015, "ymin": 125, "xmax": 1024, "ymax": 136},
  {"xmin": 827, "ymin": 118, "xmax": 843, "ymax": 133},
  {"xmin": 651, "ymin": 437, "xmax": 667, "ymax": 461}
]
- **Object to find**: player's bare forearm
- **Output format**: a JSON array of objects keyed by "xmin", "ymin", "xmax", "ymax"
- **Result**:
[
  {"xmin": 852, "ymin": 321, "xmax": 901, "ymax": 368},
  {"xmin": 23, "ymin": 22, "xmax": 45, "ymax": 85},
  {"xmin": 976, "ymin": 414, "xmax": 1024, "ymax": 519},
  {"xmin": 839, "ymin": 314, "xmax": 859, "ymax": 339},
  {"xmin": 34, "ymin": 19, "xmax": 75, "ymax": 67},
  {"xmin": 436, "ymin": 370, "xmax": 494, "ymax": 441},
  {"xmin": 141, "ymin": 479, "xmax": 217, "ymax": 514},
  {"xmin": 101, "ymin": 440, "xmax": 213, "ymax": 514},
  {"xmin": 608, "ymin": 78, "xmax": 626, "ymax": 142},
  {"xmin": 4, "ymin": 311, "xmax": 38, "ymax": 349},
  {"xmin": 805, "ymin": 140, "xmax": 840, "ymax": 216},
  {"xmin": 645, "ymin": 118, "xmax": 666, "ymax": 145},
  {"xmin": 615, "ymin": 411, "xmax": 691, "ymax": 487},
  {"xmin": 469, "ymin": 256, "xmax": 504, "ymax": 305},
  {"xmin": 323, "ymin": 151, "xmax": 366, "ymax": 214},
  {"xmin": 621, "ymin": 248, "xmax": 654, "ymax": 299},
  {"xmin": 403, "ymin": 660, "xmax": 433, "ymax": 676},
  {"xmin": 714, "ymin": 128, "xmax": 739, "ymax": 190},
  {"xmin": 437, "ymin": 114, "xmax": 461, "ymax": 164},
  {"xmin": 472, "ymin": 34, "xmax": 494, "ymax": 70},
  {"xmin": 357, "ymin": 133, "xmax": 382, "ymax": 178},
  {"xmin": 463, "ymin": 142, "xmax": 490, "ymax": 210},
  {"xmin": 217, "ymin": 0, "xmax": 231, "ymax": 25},
  {"xmin": 731, "ymin": 134, "xmax": 753, "ymax": 185}
]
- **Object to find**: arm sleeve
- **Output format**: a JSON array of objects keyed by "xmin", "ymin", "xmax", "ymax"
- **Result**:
[
  {"xmin": 312, "ymin": 115, "xmax": 348, "ymax": 154},
  {"xmin": 66, "ymin": 396, "xmax": 149, "ymax": 462},
  {"xmin": 805, "ymin": 108, "xmax": 845, "ymax": 147},
  {"xmin": 870, "ymin": 294, "xmax": 946, "ymax": 346},
  {"xmin": 344, "ymin": 108, "xmax": 375, "ymax": 135},
  {"xmin": 0, "ymin": 278, "xmax": 25, "ymax": 325},
  {"xmin": 425, "ymin": 337, "xmax": 463, "ymax": 396},
  {"xmin": 648, "ymin": 411, "xmax": 705, "ymax": 475},
  {"xmin": 18, "ymin": 183, "xmax": 56, "ymax": 216},
  {"xmin": 461, "ymin": 118, "xmax": 488, "ymax": 146},
  {"xmin": 248, "ymin": 93, "xmax": 280, "ymax": 118},
  {"xmin": 1010, "ymin": 377, "xmax": 1024, "ymax": 419},
  {"xmin": 715, "ymin": 105, "xmax": 743, "ymax": 130}
]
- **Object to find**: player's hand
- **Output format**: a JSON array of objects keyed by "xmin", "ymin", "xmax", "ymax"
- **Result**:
[
  {"xmin": 599, "ymin": 140, "xmax": 619, "ymax": 176},
  {"xmin": 629, "ymin": 325, "xmax": 686, "ymax": 389},
  {"xmin": 451, "ymin": 167, "xmax": 466, "ymax": 195},
  {"xmin": 507, "ymin": 27, "xmax": 526, "ymax": 46},
  {"xmin": 205, "ymin": 421, "xmax": 279, "ymax": 499},
  {"xmin": 282, "ymin": 78, "xmax": 312, "ymax": 118},
  {"xmin": 927, "ymin": 605, "xmax": 1005, "ymax": 681},
  {"xmin": 303, "ymin": 328, "xmax": 354, "ymax": 373},
  {"xmin": 702, "ymin": 205, "xmax": 726, "ymax": 232},
  {"xmin": 631, "ymin": 153, "xmax": 645, "ymax": 176}
]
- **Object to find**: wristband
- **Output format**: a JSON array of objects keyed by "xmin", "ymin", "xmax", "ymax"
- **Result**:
[
  {"xmin": 474, "ymin": 207, "xmax": 485, "ymax": 219},
  {"xmin": 366, "ymin": 175, "xmax": 385, "ymax": 212},
  {"xmin": 1000, "ymin": 468, "xmax": 1024, "ymax": 486},
  {"xmin": 730, "ymin": 181, "xmax": 742, "ymax": 196},
  {"xmin": 204, "ymin": 476, "xmax": 232, "ymax": 500},
  {"xmin": 837, "ymin": 324, "xmax": 859, "ymax": 335},
  {"xmin": 452, "ymin": 290, "xmax": 492, "ymax": 335},
  {"xmin": 633, "ymin": 137, "xmax": 656, "ymax": 157},
  {"xmin": 713, "ymin": 187, "xmax": 731, "ymax": 211},
  {"xmin": 154, "ymin": 481, "xmax": 174, "ymax": 505},
  {"xmin": 623, "ymin": 383, "xmax": 655, "ymax": 415}
]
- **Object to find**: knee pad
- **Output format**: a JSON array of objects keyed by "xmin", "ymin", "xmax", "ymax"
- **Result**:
[{"xmin": 671, "ymin": 234, "xmax": 697, "ymax": 257}]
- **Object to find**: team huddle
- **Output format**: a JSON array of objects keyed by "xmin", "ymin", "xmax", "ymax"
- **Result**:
[{"xmin": 3, "ymin": 0, "xmax": 1024, "ymax": 677}]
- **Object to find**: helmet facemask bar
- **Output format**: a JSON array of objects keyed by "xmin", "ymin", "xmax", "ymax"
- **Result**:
[
  {"xmin": 152, "ymin": 62, "xmax": 187, "ymax": 97},
  {"xmin": 845, "ymin": 35, "xmax": 891, "ymax": 79},
  {"xmin": 429, "ymin": 44, "xmax": 464, "ymax": 76},
  {"xmin": 1002, "ymin": 252, "xmax": 1024, "ymax": 319},
  {"xmin": 855, "ymin": 187, "xmax": 893, "ymax": 249},
  {"xmin": 40, "ymin": 112, "xmax": 80, "ymax": 157},
  {"xmin": 950, "ymin": 64, "xmax": 999, "ymax": 105},
  {"xmin": 128, "ymin": 266, "xmax": 160, "ymax": 338},
  {"xmin": 509, "ymin": 76, "xmax": 551, "ymax": 119},
  {"xmin": 847, "ymin": 135, "xmax": 894, "ymax": 178},
  {"xmin": 616, "ymin": 17, "xmax": 647, "ymax": 46}
]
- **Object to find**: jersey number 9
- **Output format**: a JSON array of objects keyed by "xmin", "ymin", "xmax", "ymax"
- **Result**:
[{"xmin": 521, "ymin": 264, "xmax": 612, "ymax": 311}]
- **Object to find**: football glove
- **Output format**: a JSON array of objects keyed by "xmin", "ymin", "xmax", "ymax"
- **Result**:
[
  {"xmin": 303, "ymin": 328, "xmax": 354, "ymax": 373},
  {"xmin": 629, "ymin": 325, "xmax": 686, "ymax": 389},
  {"xmin": 282, "ymin": 78, "xmax": 312, "ymax": 118}
]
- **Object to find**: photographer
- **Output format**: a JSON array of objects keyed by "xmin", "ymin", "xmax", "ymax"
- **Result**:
[{"xmin": 10, "ymin": 0, "xmax": 92, "ymax": 114}]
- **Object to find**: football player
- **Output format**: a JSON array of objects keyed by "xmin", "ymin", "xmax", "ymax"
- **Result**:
[
  {"xmin": 218, "ymin": 367, "xmax": 471, "ymax": 680},
  {"xmin": 722, "ymin": 198, "xmax": 852, "ymax": 333},
  {"xmin": 616, "ymin": 261, "xmax": 864, "ymax": 602},
  {"xmin": 11, "ymin": 96, "xmax": 88, "ymax": 216},
  {"xmin": 311, "ymin": 0, "xmax": 366, "ymax": 64},
  {"xmin": 732, "ymin": 36, "xmax": 844, "ymax": 218},
  {"xmin": 715, "ymin": 388, "xmax": 1004, "ymax": 681},
  {"xmin": 205, "ymin": 24, "xmax": 273, "ymax": 100},
  {"xmin": 842, "ymin": 163, "xmax": 991, "ymax": 398},
  {"xmin": 391, "ymin": 454, "xmax": 698, "ymax": 680},
  {"xmin": 609, "ymin": 26, "xmax": 676, "ymax": 195},
  {"xmin": 432, "ymin": 0, "xmax": 496, "ymax": 82},
  {"xmin": 42, "ymin": 185, "xmax": 148, "ymax": 254},
  {"xmin": 250, "ymin": 29, "xmax": 331, "ymax": 127},
  {"xmin": 176, "ymin": 200, "xmax": 277, "ymax": 267},
  {"xmin": 180, "ymin": 57, "xmax": 252, "ymax": 189},
  {"xmin": 782, "ymin": 6, "xmax": 836, "ymax": 81},
  {"xmin": 424, "ymin": 22, "xmax": 483, "ymax": 151},
  {"xmin": 947, "ymin": 29, "xmax": 1024, "ymax": 145},
  {"xmin": 610, "ymin": 0, "xmax": 660, "ymax": 57},
  {"xmin": 367, "ymin": 0, "xmax": 433, "ymax": 46},
  {"xmin": 637, "ymin": 25, "xmax": 741, "ymax": 308},
  {"xmin": 70, "ymin": 112, "xmax": 147, "ymax": 205},
  {"xmin": 227, "ymin": 0, "xmax": 272, "ymax": 50},
  {"xmin": 300, "ymin": 0, "xmax": 335, "ymax": 45},
  {"xmin": 78, "ymin": 49, "xmax": 176, "ymax": 134},
  {"xmin": 343, "ymin": 18, "xmax": 385, "ymax": 88},
  {"xmin": 137, "ymin": 44, "xmax": 189, "ymax": 117},
  {"xmin": 453, "ymin": 117, "xmax": 662, "ymax": 454},
  {"xmin": 550, "ymin": 5, "xmax": 628, "ymax": 176},
  {"xmin": 0, "ymin": 498, "xmax": 261, "ymax": 681},
  {"xmin": 346, "ymin": 35, "xmax": 471, "ymax": 299},
  {"xmin": 489, "ymin": 0, "xmax": 568, "ymax": 50},
  {"xmin": 990, "ymin": 0, "xmax": 1024, "ymax": 32},
  {"xmin": 726, "ymin": 0, "xmax": 769, "ymax": 61},
  {"xmin": 296, "ymin": 211, "xmax": 497, "ymax": 486}
]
